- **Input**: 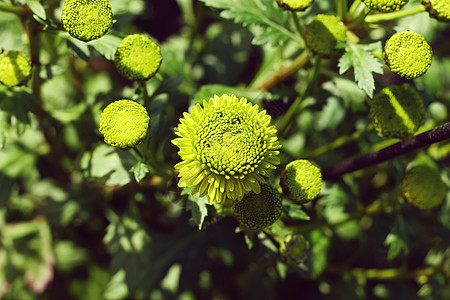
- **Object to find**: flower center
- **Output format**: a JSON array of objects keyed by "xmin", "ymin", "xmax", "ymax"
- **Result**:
[{"xmin": 195, "ymin": 107, "xmax": 266, "ymax": 179}]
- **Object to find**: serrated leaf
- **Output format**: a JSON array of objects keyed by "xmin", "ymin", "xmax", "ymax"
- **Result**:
[
  {"xmin": 338, "ymin": 42, "xmax": 384, "ymax": 98},
  {"xmin": 384, "ymin": 215, "xmax": 411, "ymax": 260},
  {"xmin": 130, "ymin": 161, "xmax": 151, "ymax": 183},
  {"xmin": 186, "ymin": 192, "xmax": 209, "ymax": 230},
  {"xmin": 199, "ymin": 0, "xmax": 302, "ymax": 46}
]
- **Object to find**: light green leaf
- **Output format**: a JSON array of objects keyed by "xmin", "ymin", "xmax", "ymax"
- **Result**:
[
  {"xmin": 316, "ymin": 97, "xmax": 345, "ymax": 131},
  {"xmin": 130, "ymin": 161, "xmax": 151, "ymax": 183},
  {"xmin": 199, "ymin": 0, "xmax": 302, "ymax": 46},
  {"xmin": 322, "ymin": 77, "xmax": 368, "ymax": 112},
  {"xmin": 88, "ymin": 34, "xmax": 123, "ymax": 60},
  {"xmin": 338, "ymin": 42, "xmax": 384, "ymax": 98},
  {"xmin": 28, "ymin": 0, "xmax": 47, "ymax": 20},
  {"xmin": 384, "ymin": 215, "xmax": 411, "ymax": 260},
  {"xmin": 306, "ymin": 229, "xmax": 330, "ymax": 278}
]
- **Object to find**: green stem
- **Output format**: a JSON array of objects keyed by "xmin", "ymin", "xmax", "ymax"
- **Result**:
[
  {"xmin": 336, "ymin": 0, "xmax": 348, "ymax": 20},
  {"xmin": 290, "ymin": 11, "xmax": 306, "ymax": 42},
  {"xmin": 135, "ymin": 144, "xmax": 172, "ymax": 180},
  {"xmin": 365, "ymin": 5, "xmax": 426, "ymax": 23},
  {"xmin": 277, "ymin": 56, "xmax": 321, "ymax": 138},
  {"xmin": 0, "ymin": 3, "xmax": 25, "ymax": 16},
  {"xmin": 258, "ymin": 49, "xmax": 309, "ymax": 91},
  {"xmin": 325, "ymin": 265, "xmax": 438, "ymax": 280},
  {"xmin": 304, "ymin": 125, "xmax": 373, "ymax": 159},
  {"xmin": 348, "ymin": 0, "xmax": 362, "ymax": 18}
]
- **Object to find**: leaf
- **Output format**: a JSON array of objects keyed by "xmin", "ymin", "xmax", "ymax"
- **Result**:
[
  {"xmin": 338, "ymin": 42, "xmax": 384, "ymax": 98},
  {"xmin": 322, "ymin": 77, "xmax": 368, "ymax": 112},
  {"xmin": 384, "ymin": 215, "xmax": 411, "ymax": 260},
  {"xmin": 28, "ymin": 0, "xmax": 46, "ymax": 20},
  {"xmin": 306, "ymin": 229, "xmax": 330, "ymax": 278},
  {"xmin": 283, "ymin": 202, "xmax": 310, "ymax": 221},
  {"xmin": 88, "ymin": 34, "xmax": 123, "ymax": 60},
  {"xmin": 193, "ymin": 84, "xmax": 265, "ymax": 106},
  {"xmin": 199, "ymin": 0, "xmax": 303, "ymax": 46},
  {"xmin": 86, "ymin": 144, "xmax": 139, "ymax": 186},
  {"xmin": 186, "ymin": 192, "xmax": 209, "ymax": 230},
  {"xmin": 129, "ymin": 161, "xmax": 151, "ymax": 183},
  {"xmin": 316, "ymin": 97, "xmax": 346, "ymax": 131}
]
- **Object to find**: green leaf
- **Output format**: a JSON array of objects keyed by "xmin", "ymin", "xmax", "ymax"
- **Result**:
[
  {"xmin": 199, "ymin": 0, "xmax": 302, "ymax": 46},
  {"xmin": 129, "ymin": 161, "xmax": 151, "ymax": 183},
  {"xmin": 28, "ymin": 0, "xmax": 46, "ymax": 20},
  {"xmin": 86, "ymin": 144, "xmax": 138, "ymax": 186},
  {"xmin": 322, "ymin": 77, "xmax": 368, "ymax": 112},
  {"xmin": 186, "ymin": 192, "xmax": 209, "ymax": 230},
  {"xmin": 306, "ymin": 229, "xmax": 330, "ymax": 278},
  {"xmin": 283, "ymin": 202, "xmax": 310, "ymax": 221},
  {"xmin": 193, "ymin": 84, "xmax": 265, "ymax": 105},
  {"xmin": 384, "ymin": 215, "xmax": 411, "ymax": 260},
  {"xmin": 338, "ymin": 42, "xmax": 384, "ymax": 98},
  {"xmin": 316, "ymin": 97, "xmax": 346, "ymax": 131},
  {"xmin": 88, "ymin": 34, "xmax": 123, "ymax": 60}
]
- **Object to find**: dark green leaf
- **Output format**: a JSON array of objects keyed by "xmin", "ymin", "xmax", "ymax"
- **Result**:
[
  {"xmin": 384, "ymin": 215, "xmax": 411, "ymax": 260},
  {"xmin": 283, "ymin": 202, "xmax": 311, "ymax": 221}
]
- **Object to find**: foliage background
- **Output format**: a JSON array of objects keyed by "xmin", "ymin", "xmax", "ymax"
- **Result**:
[{"xmin": 0, "ymin": 0, "xmax": 449, "ymax": 299}]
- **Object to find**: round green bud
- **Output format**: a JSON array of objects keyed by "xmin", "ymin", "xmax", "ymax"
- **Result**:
[
  {"xmin": 280, "ymin": 234, "xmax": 310, "ymax": 265},
  {"xmin": 305, "ymin": 14, "xmax": 347, "ymax": 57},
  {"xmin": 280, "ymin": 159, "xmax": 322, "ymax": 203},
  {"xmin": 172, "ymin": 94, "xmax": 281, "ymax": 204},
  {"xmin": 402, "ymin": 165, "xmax": 446, "ymax": 210},
  {"xmin": 384, "ymin": 31, "xmax": 432, "ymax": 79},
  {"xmin": 0, "ymin": 51, "xmax": 32, "ymax": 87},
  {"xmin": 233, "ymin": 183, "xmax": 282, "ymax": 230},
  {"xmin": 99, "ymin": 100, "xmax": 150, "ymax": 149},
  {"xmin": 362, "ymin": 0, "xmax": 410, "ymax": 12},
  {"xmin": 275, "ymin": 0, "xmax": 314, "ymax": 11},
  {"xmin": 369, "ymin": 84, "xmax": 425, "ymax": 139},
  {"xmin": 422, "ymin": 0, "xmax": 450, "ymax": 22},
  {"xmin": 114, "ymin": 34, "xmax": 162, "ymax": 81}
]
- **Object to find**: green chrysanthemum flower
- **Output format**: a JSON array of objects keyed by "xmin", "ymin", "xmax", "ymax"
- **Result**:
[
  {"xmin": 422, "ymin": 0, "xmax": 450, "ymax": 22},
  {"xmin": 280, "ymin": 160, "xmax": 322, "ymax": 203},
  {"xmin": 275, "ymin": 0, "xmax": 314, "ymax": 11},
  {"xmin": 172, "ymin": 94, "xmax": 281, "ymax": 204},
  {"xmin": 305, "ymin": 14, "xmax": 348, "ymax": 57},
  {"xmin": 62, "ymin": 0, "xmax": 113, "ymax": 42},
  {"xmin": 384, "ymin": 31, "xmax": 432, "ymax": 79},
  {"xmin": 369, "ymin": 84, "xmax": 425, "ymax": 139},
  {"xmin": 362, "ymin": 0, "xmax": 409, "ymax": 12},
  {"xmin": 280, "ymin": 234, "xmax": 310, "ymax": 265},
  {"xmin": 233, "ymin": 183, "xmax": 282, "ymax": 230},
  {"xmin": 99, "ymin": 100, "xmax": 149, "ymax": 149},
  {"xmin": 114, "ymin": 34, "xmax": 162, "ymax": 81},
  {"xmin": 0, "ymin": 51, "xmax": 32, "ymax": 87},
  {"xmin": 402, "ymin": 165, "xmax": 446, "ymax": 210}
]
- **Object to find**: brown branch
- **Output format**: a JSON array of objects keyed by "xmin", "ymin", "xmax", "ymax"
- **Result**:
[{"xmin": 322, "ymin": 122, "xmax": 450, "ymax": 180}]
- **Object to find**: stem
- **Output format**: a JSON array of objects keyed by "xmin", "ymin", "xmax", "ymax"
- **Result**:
[
  {"xmin": 0, "ymin": 3, "xmax": 25, "ymax": 16},
  {"xmin": 365, "ymin": 5, "xmax": 426, "ymax": 23},
  {"xmin": 304, "ymin": 125, "xmax": 373, "ymax": 159},
  {"xmin": 336, "ymin": 0, "xmax": 348, "ymax": 20},
  {"xmin": 325, "ymin": 265, "xmax": 437, "ymax": 280},
  {"xmin": 348, "ymin": 0, "xmax": 362, "ymax": 18},
  {"xmin": 138, "ymin": 81, "xmax": 151, "ymax": 107},
  {"xmin": 322, "ymin": 122, "xmax": 450, "ymax": 180},
  {"xmin": 277, "ymin": 55, "xmax": 321, "ymax": 138},
  {"xmin": 135, "ymin": 144, "xmax": 172, "ymax": 180},
  {"xmin": 290, "ymin": 11, "xmax": 306, "ymax": 42},
  {"xmin": 258, "ymin": 49, "xmax": 309, "ymax": 91}
]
